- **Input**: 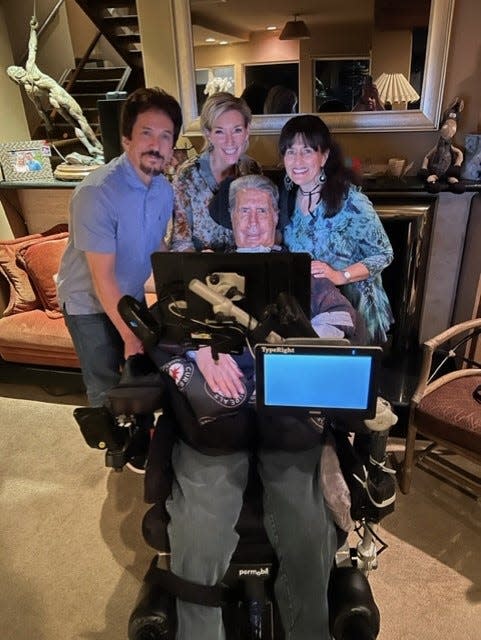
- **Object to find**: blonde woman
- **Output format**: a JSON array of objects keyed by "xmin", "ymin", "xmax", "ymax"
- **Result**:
[{"xmin": 171, "ymin": 92, "xmax": 260, "ymax": 251}]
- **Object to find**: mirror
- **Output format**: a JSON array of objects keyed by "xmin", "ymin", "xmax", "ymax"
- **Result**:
[{"xmin": 172, "ymin": 0, "xmax": 455, "ymax": 134}]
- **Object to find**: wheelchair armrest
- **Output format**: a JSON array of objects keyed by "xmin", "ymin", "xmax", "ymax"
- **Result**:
[
  {"xmin": 104, "ymin": 353, "xmax": 166, "ymax": 416},
  {"xmin": 73, "ymin": 406, "xmax": 127, "ymax": 451},
  {"xmin": 105, "ymin": 383, "xmax": 165, "ymax": 416}
]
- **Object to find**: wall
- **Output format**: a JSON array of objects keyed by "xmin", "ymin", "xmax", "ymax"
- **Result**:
[
  {"xmin": 1, "ymin": 0, "xmax": 76, "ymax": 136},
  {"xmin": 0, "ymin": 4, "xmax": 30, "ymax": 238},
  {"xmin": 0, "ymin": 6, "xmax": 30, "ymax": 143},
  {"xmin": 443, "ymin": 0, "xmax": 481, "ymax": 134},
  {"xmin": 246, "ymin": 0, "xmax": 481, "ymax": 169},
  {"xmin": 136, "ymin": 0, "xmax": 178, "ymax": 98}
]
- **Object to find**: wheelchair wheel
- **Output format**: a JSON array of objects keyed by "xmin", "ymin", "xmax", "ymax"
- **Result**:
[
  {"xmin": 328, "ymin": 566, "xmax": 380, "ymax": 640},
  {"xmin": 128, "ymin": 616, "xmax": 170, "ymax": 640},
  {"xmin": 128, "ymin": 580, "xmax": 175, "ymax": 640}
]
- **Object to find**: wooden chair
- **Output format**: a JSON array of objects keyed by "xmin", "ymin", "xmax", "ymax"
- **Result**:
[{"xmin": 400, "ymin": 317, "xmax": 481, "ymax": 496}]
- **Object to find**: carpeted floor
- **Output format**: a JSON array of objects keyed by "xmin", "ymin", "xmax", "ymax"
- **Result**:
[{"xmin": 1, "ymin": 382, "xmax": 480, "ymax": 639}]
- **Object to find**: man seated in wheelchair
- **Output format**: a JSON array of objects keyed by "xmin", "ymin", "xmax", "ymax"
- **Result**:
[
  {"xmin": 149, "ymin": 175, "xmax": 367, "ymax": 640},
  {"xmin": 81, "ymin": 175, "xmax": 396, "ymax": 640}
]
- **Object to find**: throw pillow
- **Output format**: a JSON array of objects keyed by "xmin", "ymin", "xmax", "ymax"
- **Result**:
[
  {"xmin": 0, "ymin": 233, "xmax": 43, "ymax": 315},
  {"xmin": 0, "ymin": 225, "xmax": 68, "ymax": 316},
  {"xmin": 17, "ymin": 235, "xmax": 68, "ymax": 319}
]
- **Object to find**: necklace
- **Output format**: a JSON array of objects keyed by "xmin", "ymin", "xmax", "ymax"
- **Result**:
[{"xmin": 298, "ymin": 184, "xmax": 322, "ymax": 215}]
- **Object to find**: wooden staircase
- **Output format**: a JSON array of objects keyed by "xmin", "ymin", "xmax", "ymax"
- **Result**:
[
  {"xmin": 59, "ymin": 63, "xmax": 131, "ymax": 134},
  {"xmin": 35, "ymin": 62, "xmax": 132, "ymax": 145},
  {"xmin": 74, "ymin": 0, "xmax": 145, "ymax": 88},
  {"xmin": 37, "ymin": 1, "xmax": 146, "ymax": 148}
]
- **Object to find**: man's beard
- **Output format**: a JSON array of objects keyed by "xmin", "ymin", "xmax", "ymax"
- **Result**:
[{"xmin": 140, "ymin": 151, "xmax": 165, "ymax": 177}]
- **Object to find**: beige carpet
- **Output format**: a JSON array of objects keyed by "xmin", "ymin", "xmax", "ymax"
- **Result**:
[{"xmin": 1, "ymin": 382, "xmax": 480, "ymax": 640}]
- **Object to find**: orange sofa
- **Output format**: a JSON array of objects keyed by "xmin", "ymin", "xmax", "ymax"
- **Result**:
[
  {"xmin": 0, "ymin": 225, "xmax": 81, "ymax": 376},
  {"xmin": 0, "ymin": 226, "xmax": 157, "ymax": 389}
]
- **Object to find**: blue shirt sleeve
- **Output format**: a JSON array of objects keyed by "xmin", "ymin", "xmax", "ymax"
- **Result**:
[
  {"xmin": 70, "ymin": 184, "xmax": 117, "ymax": 254},
  {"xmin": 338, "ymin": 189, "xmax": 393, "ymax": 276}
]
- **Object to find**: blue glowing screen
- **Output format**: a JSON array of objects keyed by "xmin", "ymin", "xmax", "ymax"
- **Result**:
[{"xmin": 262, "ymin": 353, "xmax": 373, "ymax": 410}]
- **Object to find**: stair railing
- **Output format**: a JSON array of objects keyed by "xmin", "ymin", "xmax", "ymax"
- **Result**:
[
  {"xmin": 63, "ymin": 30, "xmax": 102, "ymax": 96},
  {"xmin": 49, "ymin": 29, "xmax": 103, "ymax": 123},
  {"xmin": 50, "ymin": 30, "xmax": 131, "ymax": 126}
]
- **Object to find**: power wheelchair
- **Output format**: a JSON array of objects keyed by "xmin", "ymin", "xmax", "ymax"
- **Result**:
[{"xmin": 75, "ymin": 252, "xmax": 397, "ymax": 640}]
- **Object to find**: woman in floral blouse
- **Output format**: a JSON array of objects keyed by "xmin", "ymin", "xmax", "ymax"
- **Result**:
[
  {"xmin": 279, "ymin": 115, "xmax": 394, "ymax": 344},
  {"xmin": 171, "ymin": 92, "xmax": 260, "ymax": 252}
]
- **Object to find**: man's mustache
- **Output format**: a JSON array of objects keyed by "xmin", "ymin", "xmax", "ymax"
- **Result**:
[{"xmin": 142, "ymin": 151, "xmax": 165, "ymax": 161}]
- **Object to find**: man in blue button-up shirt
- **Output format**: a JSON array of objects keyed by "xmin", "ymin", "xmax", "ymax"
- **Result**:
[{"xmin": 57, "ymin": 88, "xmax": 182, "ymax": 415}]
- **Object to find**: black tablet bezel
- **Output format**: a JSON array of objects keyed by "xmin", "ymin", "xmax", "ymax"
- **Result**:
[{"xmin": 255, "ymin": 342, "xmax": 382, "ymax": 420}]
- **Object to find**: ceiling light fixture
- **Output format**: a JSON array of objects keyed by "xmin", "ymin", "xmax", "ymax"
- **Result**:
[{"xmin": 279, "ymin": 14, "xmax": 310, "ymax": 41}]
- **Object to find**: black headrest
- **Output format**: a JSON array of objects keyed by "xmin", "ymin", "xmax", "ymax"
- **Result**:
[
  {"xmin": 208, "ymin": 172, "xmax": 293, "ymax": 232},
  {"xmin": 208, "ymin": 176, "xmax": 236, "ymax": 230}
]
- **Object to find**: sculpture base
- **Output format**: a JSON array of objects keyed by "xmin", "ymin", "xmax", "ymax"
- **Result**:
[{"xmin": 53, "ymin": 162, "xmax": 103, "ymax": 181}]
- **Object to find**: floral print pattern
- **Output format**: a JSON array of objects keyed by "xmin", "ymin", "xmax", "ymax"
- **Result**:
[
  {"xmin": 171, "ymin": 150, "xmax": 260, "ymax": 252},
  {"xmin": 283, "ymin": 186, "xmax": 394, "ymax": 344}
]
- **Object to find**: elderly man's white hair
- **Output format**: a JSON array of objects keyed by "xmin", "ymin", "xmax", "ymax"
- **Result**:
[{"xmin": 228, "ymin": 174, "xmax": 279, "ymax": 215}]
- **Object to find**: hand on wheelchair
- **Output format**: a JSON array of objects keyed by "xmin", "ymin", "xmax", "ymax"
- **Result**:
[{"xmin": 195, "ymin": 346, "xmax": 245, "ymax": 398}]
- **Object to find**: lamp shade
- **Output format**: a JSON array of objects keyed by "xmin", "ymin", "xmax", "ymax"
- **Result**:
[
  {"xmin": 374, "ymin": 73, "xmax": 420, "ymax": 104},
  {"xmin": 279, "ymin": 16, "xmax": 310, "ymax": 40}
]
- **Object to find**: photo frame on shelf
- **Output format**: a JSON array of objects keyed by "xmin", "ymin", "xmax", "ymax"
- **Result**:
[{"xmin": 0, "ymin": 140, "xmax": 54, "ymax": 183}]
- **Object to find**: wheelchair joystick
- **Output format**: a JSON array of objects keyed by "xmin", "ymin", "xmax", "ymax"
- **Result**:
[{"xmin": 118, "ymin": 295, "xmax": 161, "ymax": 351}]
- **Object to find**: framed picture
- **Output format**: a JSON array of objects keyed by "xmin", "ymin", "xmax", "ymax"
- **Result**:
[
  {"xmin": 244, "ymin": 62, "xmax": 299, "ymax": 114},
  {"xmin": 313, "ymin": 58, "xmax": 371, "ymax": 112},
  {"xmin": 0, "ymin": 140, "xmax": 54, "ymax": 183}
]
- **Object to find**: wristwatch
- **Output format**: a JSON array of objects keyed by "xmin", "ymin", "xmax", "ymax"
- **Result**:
[{"xmin": 343, "ymin": 270, "xmax": 352, "ymax": 282}]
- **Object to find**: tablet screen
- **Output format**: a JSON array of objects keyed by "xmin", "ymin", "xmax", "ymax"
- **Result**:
[{"xmin": 255, "ymin": 343, "xmax": 381, "ymax": 419}]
